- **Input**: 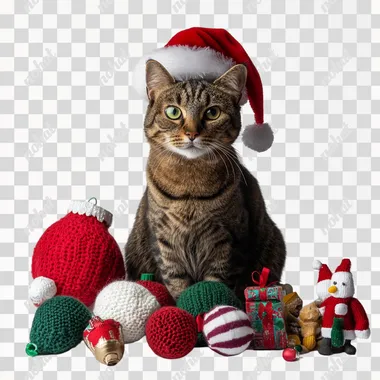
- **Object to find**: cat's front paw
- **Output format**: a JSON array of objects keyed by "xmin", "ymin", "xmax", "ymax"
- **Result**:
[
  {"xmin": 203, "ymin": 275, "xmax": 223, "ymax": 283},
  {"xmin": 164, "ymin": 277, "xmax": 191, "ymax": 301}
]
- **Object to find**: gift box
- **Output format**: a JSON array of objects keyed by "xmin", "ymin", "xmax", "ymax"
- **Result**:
[{"xmin": 245, "ymin": 268, "xmax": 288, "ymax": 349}]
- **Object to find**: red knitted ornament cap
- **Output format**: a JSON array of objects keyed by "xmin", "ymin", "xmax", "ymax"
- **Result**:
[
  {"xmin": 132, "ymin": 27, "xmax": 273, "ymax": 153},
  {"xmin": 30, "ymin": 199, "xmax": 125, "ymax": 307},
  {"xmin": 136, "ymin": 280, "xmax": 175, "ymax": 307}
]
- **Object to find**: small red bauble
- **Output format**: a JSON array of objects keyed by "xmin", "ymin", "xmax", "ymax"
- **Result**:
[
  {"xmin": 136, "ymin": 280, "xmax": 175, "ymax": 307},
  {"xmin": 282, "ymin": 348, "xmax": 299, "ymax": 362},
  {"xmin": 146, "ymin": 306, "xmax": 197, "ymax": 359}
]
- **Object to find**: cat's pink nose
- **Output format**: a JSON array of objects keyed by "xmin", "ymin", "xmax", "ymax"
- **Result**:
[{"xmin": 185, "ymin": 131, "xmax": 199, "ymax": 141}]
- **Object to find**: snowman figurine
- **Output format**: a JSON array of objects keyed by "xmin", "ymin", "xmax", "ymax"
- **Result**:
[{"xmin": 318, "ymin": 259, "xmax": 370, "ymax": 355}]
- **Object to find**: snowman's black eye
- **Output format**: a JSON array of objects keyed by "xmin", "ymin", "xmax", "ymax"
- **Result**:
[
  {"xmin": 333, "ymin": 281, "xmax": 337, "ymax": 285},
  {"xmin": 342, "ymin": 282, "xmax": 346, "ymax": 286}
]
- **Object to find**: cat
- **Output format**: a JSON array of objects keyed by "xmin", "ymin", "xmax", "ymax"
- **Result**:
[{"xmin": 125, "ymin": 59, "xmax": 286, "ymax": 302}]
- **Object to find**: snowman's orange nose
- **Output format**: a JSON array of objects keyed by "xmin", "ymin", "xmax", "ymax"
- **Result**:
[{"xmin": 328, "ymin": 285, "xmax": 338, "ymax": 293}]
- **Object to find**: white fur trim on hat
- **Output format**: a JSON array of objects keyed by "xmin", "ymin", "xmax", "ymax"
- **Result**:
[
  {"xmin": 242, "ymin": 123, "xmax": 274, "ymax": 153},
  {"xmin": 132, "ymin": 45, "xmax": 248, "ymax": 105}
]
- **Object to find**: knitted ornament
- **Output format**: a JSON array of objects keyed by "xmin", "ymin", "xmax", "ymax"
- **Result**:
[
  {"xmin": 197, "ymin": 305, "xmax": 253, "ymax": 356},
  {"xmin": 132, "ymin": 27, "xmax": 274, "ymax": 153},
  {"xmin": 176, "ymin": 281, "xmax": 242, "ymax": 347},
  {"xmin": 26, "ymin": 296, "xmax": 92, "ymax": 356},
  {"xmin": 313, "ymin": 259, "xmax": 332, "ymax": 303},
  {"xmin": 29, "ymin": 198, "xmax": 125, "ymax": 307},
  {"xmin": 93, "ymin": 280, "xmax": 160, "ymax": 343},
  {"xmin": 136, "ymin": 273, "xmax": 175, "ymax": 307},
  {"xmin": 318, "ymin": 258, "xmax": 371, "ymax": 356},
  {"xmin": 29, "ymin": 276, "xmax": 57, "ymax": 305},
  {"xmin": 146, "ymin": 306, "xmax": 198, "ymax": 359}
]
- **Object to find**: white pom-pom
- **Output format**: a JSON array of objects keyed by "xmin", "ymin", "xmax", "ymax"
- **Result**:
[
  {"xmin": 29, "ymin": 276, "xmax": 57, "ymax": 307},
  {"xmin": 313, "ymin": 260, "xmax": 322, "ymax": 270},
  {"xmin": 242, "ymin": 123, "xmax": 274, "ymax": 152}
]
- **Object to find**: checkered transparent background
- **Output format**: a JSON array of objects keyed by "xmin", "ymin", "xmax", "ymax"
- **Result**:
[{"xmin": 0, "ymin": 0, "xmax": 379, "ymax": 379}]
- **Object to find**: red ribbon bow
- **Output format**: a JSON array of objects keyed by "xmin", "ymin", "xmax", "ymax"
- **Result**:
[{"xmin": 251, "ymin": 267, "xmax": 277, "ymax": 288}]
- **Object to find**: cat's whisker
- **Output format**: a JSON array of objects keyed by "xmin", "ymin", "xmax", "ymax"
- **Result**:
[
  {"xmin": 209, "ymin": 143, "xmax": 236, "ymax": 183},
  {"xmin": 206, "ymin": 141, "xmax": 235, "ymax": 175},
  {"xmin": 211, "ymin": 146, "xmax": 230, "ymax": 178},
  {"xmin": 209, "ymin": 141, "xmax": 248, "ymax": 186}
]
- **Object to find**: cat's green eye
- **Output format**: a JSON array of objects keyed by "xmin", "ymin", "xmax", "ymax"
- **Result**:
[
  {"xmin": 165, "ymin": 106, "xmax": 182, "ymax": 120},
  {"xmin": 204, "ymin": 107, "xmax": 221, "ymax": 120}
]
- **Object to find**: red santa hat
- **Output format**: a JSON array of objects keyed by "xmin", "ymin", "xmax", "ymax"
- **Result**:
[
  {"xmin": 132, "ymin": 27, "xmax": 274, "ymax": 153},
  {"xmin": 313, "ymin": 260, "xmax": 332, "ymax": 282},
  {"xmin": 313, "ymin": 259, "xmax": 332, "ymax": 301},
  {"xmin": 335, "ymin": 258, "xmax": 351, "ymax": 273}
]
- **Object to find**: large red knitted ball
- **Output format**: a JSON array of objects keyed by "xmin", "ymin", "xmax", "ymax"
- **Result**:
[
  {"xmin": 32, "ymin": 212, "xmax": 125, "ymax": 307},
  {"xmin": 136, "ymin": 280, "xmax": 175, "ymax": 307},
  {"xmin": 146, "ymin": 307, "xmax": 197, "ymax": 359}
]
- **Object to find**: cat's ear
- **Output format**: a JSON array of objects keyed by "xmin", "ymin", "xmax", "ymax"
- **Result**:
[
  {"xmin": 146, "ymin": 59, "xmax": 175, "ymax": 101},
  {"xmin": 213, "ymin": 64, "xmax": 247, "ymax": 102}
]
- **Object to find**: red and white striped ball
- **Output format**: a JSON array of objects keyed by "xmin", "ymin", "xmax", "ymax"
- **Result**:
[{"xmin": 202, "ymin": 305, "xmax": 253, "ymax": 356}]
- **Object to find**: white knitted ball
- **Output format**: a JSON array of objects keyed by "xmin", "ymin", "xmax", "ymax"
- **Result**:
[
  {"xmin": 29, "ymin": 276, "xmax": 57, "ymax": 306},
  {"xmin": 93, "ymin": 281, "xmax": 160, "ymax": 343}
]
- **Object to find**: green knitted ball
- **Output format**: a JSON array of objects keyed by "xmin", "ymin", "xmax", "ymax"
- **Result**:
[
  {"xmin": 26, "ymin": 296, "xmax": 92, "ymax": 356},
  {"xmin": 176, "ymin": 281, "xmax": 242, "ymax": 346}
]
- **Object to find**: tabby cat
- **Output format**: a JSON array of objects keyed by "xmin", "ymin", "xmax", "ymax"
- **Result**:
[{"xmin": 125, "ymin": 59, "xmax": 286, "ymax": 301}]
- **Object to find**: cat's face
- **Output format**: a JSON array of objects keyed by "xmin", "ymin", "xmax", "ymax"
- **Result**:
[{"xmin": 143, "ymin": 60, "xmax": 247, "ymax": 159}]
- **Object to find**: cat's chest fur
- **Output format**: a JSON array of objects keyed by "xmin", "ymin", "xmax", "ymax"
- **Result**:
[{"xmin": 147, "ymin": 188, "xmax": 250, "ymax": 280}]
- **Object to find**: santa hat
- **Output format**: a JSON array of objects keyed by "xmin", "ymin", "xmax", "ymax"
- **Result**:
[
  {"xmin": 313, "ymin": 260, "xmax": 332, "ymax": 282},
  {"xmin": 335, "ymin": 258, "xmax": 351, "ymax": 273},
  {"xmin": 330, "ymin": 258, "xmax": 355, "ymax": 299},
  {"xmin": 313, "ymin": 259, "xmax": 332, "ymax": 301},
  {"xmin": 132, "ymin": 27, "xmax": 274, "ymax": 153}
]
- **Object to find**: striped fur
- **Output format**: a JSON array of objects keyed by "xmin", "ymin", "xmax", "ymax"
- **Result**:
[{"xmin": 125, "ymin": 61, "xmax": 286, "ymax": 302}]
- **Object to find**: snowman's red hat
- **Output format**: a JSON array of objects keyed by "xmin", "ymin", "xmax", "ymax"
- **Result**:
[
  {"xmin": 313, "ymin": 259, "xmax": 332, "ymax": 282},
  {"xmin": 335, "ymin": 258, "xmax": 351, "ymax": 273},
  {"xmin": 132, "ymin": 27, "xmax": 274, "ymax": 153}
]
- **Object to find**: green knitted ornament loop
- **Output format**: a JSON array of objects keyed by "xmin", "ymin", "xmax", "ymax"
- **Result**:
[
  {"xmin": 25, "ymin": 343, "xmax": 38, "ymax": 357},
  {"xmin": 331, "ymin": 317, "xmax": 345, "ymax": 348},
  {"xmin": 140, "ymin": 273, "xmax": 155, "ymax": 281}
]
